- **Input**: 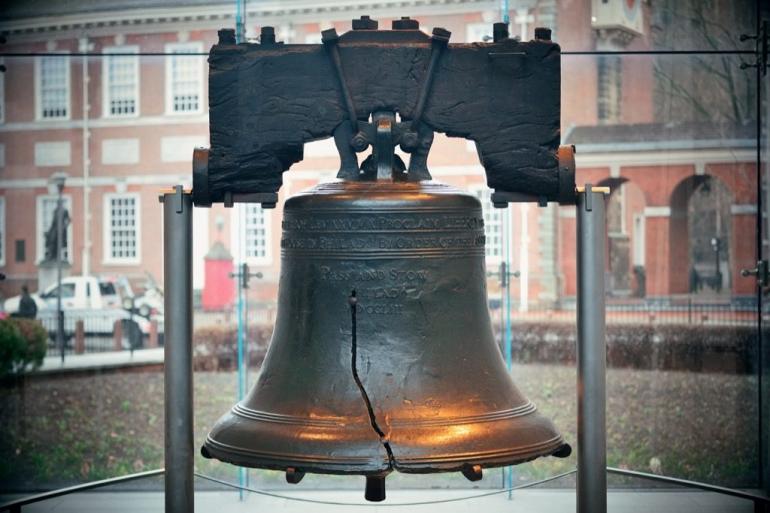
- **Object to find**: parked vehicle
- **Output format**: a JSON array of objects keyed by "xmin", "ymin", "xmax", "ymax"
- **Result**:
[
  {"xmin": 4, "ymin": 276, "xmax": 164, "ymax": 348},
  {"xmin": 4, "ymin": 276, "xmax": 121, "ymax": 313}
]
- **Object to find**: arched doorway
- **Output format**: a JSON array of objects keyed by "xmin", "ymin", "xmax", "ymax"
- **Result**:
[
  {"xmin": 601, "ymin": 178, "xmax": 647, "ymax": 297},
  {"xmin": 669, "ymin": 175, "xmax": 733, "ymax": 297}
]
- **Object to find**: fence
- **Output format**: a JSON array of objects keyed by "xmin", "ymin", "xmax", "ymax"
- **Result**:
[
  {"xmin": 36, "ymin": 310, "xmax": 162, "ymax": 357},
  {"xmin": 489, "ymin": 297, "xmax": 758, "ymax": 327}
]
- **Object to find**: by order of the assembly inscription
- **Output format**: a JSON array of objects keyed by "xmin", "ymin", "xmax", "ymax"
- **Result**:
[{"xmin": 282, "ymin": 214, "xmax": 484, "ymax": 232}]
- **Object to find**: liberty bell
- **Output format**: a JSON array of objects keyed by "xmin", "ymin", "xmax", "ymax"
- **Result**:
[{"xmin": 202, "ymin": 110, "xmax": 571, "ymax": 501}]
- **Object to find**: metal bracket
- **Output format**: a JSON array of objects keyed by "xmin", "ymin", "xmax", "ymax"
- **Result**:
[
  {"xmin": 741, "ymin": 259, "xmax": 769, "ymax": 287},
  {"xmin": 491, "ymin": 191, "xmax": 549, "ymax": 208},
  {"xmin": 375, "ymin": 114, "xmax": 396, "ymax": 180},
  {"xmin": 740, "ymin": 20, "xmax": 768, "ymax": 76}
]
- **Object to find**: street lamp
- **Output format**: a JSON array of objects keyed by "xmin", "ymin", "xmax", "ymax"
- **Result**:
[
  {"xmin": 710, "ymin": 236, "xmax": 722, "ymax": 293},
  {"xmin": 50, "ymin": 172, "xmax": 67, "ymax": 363}
]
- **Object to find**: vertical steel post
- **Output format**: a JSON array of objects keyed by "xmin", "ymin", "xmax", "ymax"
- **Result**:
[
  {"xmin": 576, "ymin": 186, "xmax": 607, "ymax": 513},
  {"xmin": 55, "ymin": 180, "xmax": 65, "ymax": 363},
  {"xmin": 236, "ymin": 266, "xmax": 246, "ymax": 499},
  {"xmin": 163, "ymin": 186, "xmax": 194, "ymax": 513},
  {"xmin": 503, "ymin": 211, "xmax": 514, "ymax": 499}
]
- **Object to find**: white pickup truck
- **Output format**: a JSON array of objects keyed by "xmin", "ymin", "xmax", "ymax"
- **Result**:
[
  {"xmin": 4, "ymin": 276, "xmax": 122, "ymax": 312},
  {"xmin": 3, "ymin": 276, "xmax": 163, "ymax": 345}
]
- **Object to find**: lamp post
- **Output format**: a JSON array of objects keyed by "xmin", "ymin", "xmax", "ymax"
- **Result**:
[
  {"xmin": 710, "ymin": 237, "xmax": 722, "ymax": 293},
  {"xmin": 50, "ymin": 173, "xmax": 67, "ymax": 363}
]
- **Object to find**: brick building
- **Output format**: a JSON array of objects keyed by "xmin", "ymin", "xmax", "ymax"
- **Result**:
[{"xmin": 0, "ymin": 0, "xmax": 757, "ymax": 312}]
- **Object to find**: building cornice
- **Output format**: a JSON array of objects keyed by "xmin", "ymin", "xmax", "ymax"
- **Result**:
[{"xmin": 0, "ymin": 0, "xmax": 496, "ymax": 40}]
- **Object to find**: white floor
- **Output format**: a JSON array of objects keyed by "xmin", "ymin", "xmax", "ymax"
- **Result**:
[{"xmin": 9, "ymin": 489, "xmax": 757, "ymax": 512}]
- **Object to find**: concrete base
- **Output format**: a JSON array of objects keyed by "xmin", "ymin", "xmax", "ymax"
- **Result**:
[
  {"xmin": 4, "ymin": 489, "xmax": 757, "ymax": 513},
  {"xmin": 37, "ymin": 260, "xmax": 71, "ymax": 292}
]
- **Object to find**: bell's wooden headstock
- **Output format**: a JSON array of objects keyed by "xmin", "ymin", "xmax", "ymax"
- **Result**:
[{"xmin": 193, "ymin": 17, "xmax": 574, "ymax": 207}]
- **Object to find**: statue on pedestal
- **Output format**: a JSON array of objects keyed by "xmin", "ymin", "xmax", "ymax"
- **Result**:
[{"xmin": 43, "ymin": 203, "xmax": 70, "ymax": 262}]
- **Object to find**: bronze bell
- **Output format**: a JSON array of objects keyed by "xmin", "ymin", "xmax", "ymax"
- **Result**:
[
  {"xmin": 202, "ymin": 113, "xmax": 570, "ymax": 501},
  {"xmin": 202, "ymin": 179, "xmax": 570, "ymax": 499}
]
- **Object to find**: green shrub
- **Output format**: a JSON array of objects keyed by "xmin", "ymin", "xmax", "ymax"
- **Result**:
[
  {"xmin": 0, "ymin": 318, "xmax": 47, "ymax": 377},
  {"xmin": 493, "ymin": 321, "xmax": 757, "ymax": 374}
]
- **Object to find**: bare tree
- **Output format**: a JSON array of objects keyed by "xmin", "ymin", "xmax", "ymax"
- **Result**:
[{"xmin": 651, "ymin": 0, "xmax": 755, "ymax": 127}]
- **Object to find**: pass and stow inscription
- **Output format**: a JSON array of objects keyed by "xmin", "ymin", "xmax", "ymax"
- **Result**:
[
  {"xmin": 319, "ymin": 265, "xmax": 431, "ymax": 316},
  {"xmin": 285, "ymin": 213, "xmax": 483, "ymax": 315}
]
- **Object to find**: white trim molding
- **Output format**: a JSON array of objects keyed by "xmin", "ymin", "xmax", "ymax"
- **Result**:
[
  {"xmin": 34, "ymin": 141, "xmax": 71, "ymax": 167},
  {"xmin": 575, "ymin": 148, "xmax": 755, "ymax": 168},
  {"xmin": 0, "ymin": 114, "xmax": 208, "ymax": 132},
  {"xmin": 644, "ymin": 206, "xmax": 671, "ymax": 218},
  {"xmin": 730, "ymin": 204, "xmax": 757, "ymax": 215},
  {"xmin": 101, "ymin": 138, "xmax": 140, "ymax": 165}
]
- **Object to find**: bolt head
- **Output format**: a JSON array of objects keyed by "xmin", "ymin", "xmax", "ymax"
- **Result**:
[
  {"xmin": 400, "ymin": 131, "xmax": 419, "ymax": 151},
  {"xmin": 392, "ymin": 17, "xmax": 419, "ymax": 30},
  {"xmin": 217, "ymin": 28, "xmax": 236, "ymax": 45},
  {"xmin": 350, "ymin": 132, "xmax": 369, "ymax": 152},
  {"xmin": 534, "ymin": 27, "xmax": 552, "ymax": 41},
  {"xmin": 352, "ymin": 15, "xmax": 378, "ymax": 30}
]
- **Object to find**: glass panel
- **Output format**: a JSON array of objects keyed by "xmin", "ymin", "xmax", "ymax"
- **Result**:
[
  {"xmin": 560, "ymin": 53, "xmax": 759, "ymax": 488},
  {"xmin": 759, "ymin": 11, "xmax": 770, "ymax": 496},
  {"xmin": 0, "ymin": 2, "xmax": 763, "ymax": 508}
]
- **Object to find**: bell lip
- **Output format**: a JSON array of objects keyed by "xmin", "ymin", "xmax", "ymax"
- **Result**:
[
  {"xmin": 202, "ymin": 435, "xmax": 391, "ymax": 476},
  {"xmin": 201, "ymin": 434, "xmax": 570, "ymax": 476},
  {"xmin": 389, "ymin": 436, "xmax": 569, "ymax": 473}
]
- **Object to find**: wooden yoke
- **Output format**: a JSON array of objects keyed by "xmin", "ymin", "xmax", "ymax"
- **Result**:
[{"xmin": 193, "ymin": 17, "xmax": 575, "ymax": 207}]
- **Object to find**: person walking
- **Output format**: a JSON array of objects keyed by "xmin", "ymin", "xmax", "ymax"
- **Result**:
[{"xmin": 17, "ymin": 285, "xmax": 38, "ymax": 319}]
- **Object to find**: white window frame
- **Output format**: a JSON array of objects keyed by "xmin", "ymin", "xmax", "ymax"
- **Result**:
[
  {"xmin": 232, "ymin": 203, "xmax": 272, "ymax": 267},
  {"xmin": 473, "ymin": 186, "xmax": 506, "ymax": 264},
  {"xmin": 165, "ymin": 42, "xmax": 204, "ymax": 115},
  {"xmin": 35, "ymin": 54, "xmax": 71, "ymax": 121},
  {"xmin": 102, "ymin": 45, "xmax": 140, "ymax": 118},
  {"xmin": 103, "ymin": 192, "xmax": 141, "ymax": 265},
  {"xmin": 36, "ymin": 194, "xmax": 73, "ymax": 264},
  {"xmin": 0, "ymin": 197, "xmax": 5, "ymax": 266}
]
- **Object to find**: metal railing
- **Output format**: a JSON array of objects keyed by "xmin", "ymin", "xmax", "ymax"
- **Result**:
[
  {"xmin": 487, "ymin": 298, "xmax": 758, "ymax": 327},
  {"xmin": 34, "ymin": 311, "xmax": 162, "ymax": 356}
]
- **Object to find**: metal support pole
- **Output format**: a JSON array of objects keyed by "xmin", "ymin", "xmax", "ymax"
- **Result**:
[
  {"xmin": 163, "ymin": 186, "xmax": 194, "ymax": 513},
  {"xmin": 236, "ymin": 266, "xmax": 246, "ymax": 499},
  {"xmin": 576, "ymin": 185, "xmax": 607, "ymax": 513},
  {"xmin": 55, "ymin": 181, "xmax": 65, "ymax": 364}
]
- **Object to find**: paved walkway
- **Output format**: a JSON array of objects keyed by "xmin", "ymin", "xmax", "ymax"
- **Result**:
[
  {"xmin": 6, "ymin": 489, "xmax": 756, "ymax": 512},
  {"xmin": 32, "ymin": 348, "xmax": 164, "ymax": 375}
]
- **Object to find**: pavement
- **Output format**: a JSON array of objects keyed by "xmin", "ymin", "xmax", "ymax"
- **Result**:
[
  {"xmin": 4, "ymin": 489, "xmax": 757, "ymax": 512},
  {"xmin": 31, "ymin": 347, "xmax": 164, "ymax": 375}
]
